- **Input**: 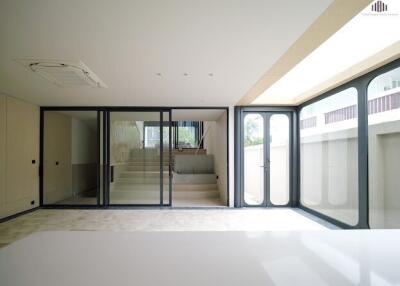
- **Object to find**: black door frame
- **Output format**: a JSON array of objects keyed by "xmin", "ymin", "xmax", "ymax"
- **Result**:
[
  {"xmin": 39, "ymin": 107, "xmax": 106, "ymax": 208},
  {"xmin": 39, "ymin": 106, "xmax": 229, "ymax": 209},
  {"xmin": 235, "ymin": 106, "xmax": 297, "ymax": 208}
]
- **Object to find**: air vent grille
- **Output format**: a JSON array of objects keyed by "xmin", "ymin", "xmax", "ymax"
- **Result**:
[{"xmin": 16, "ymin": 59, "xmax": 107, "ymax": 88}]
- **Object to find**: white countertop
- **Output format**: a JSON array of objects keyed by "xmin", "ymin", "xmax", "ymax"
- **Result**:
[{"xmin": 0, "ymin": 230, "xmax": 399, "ymax": 286}]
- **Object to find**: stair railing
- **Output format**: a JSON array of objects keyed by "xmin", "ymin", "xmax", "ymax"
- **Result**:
[{"xmin": 195, "ymin": 125, "xmax": 211, "ymax": 155}]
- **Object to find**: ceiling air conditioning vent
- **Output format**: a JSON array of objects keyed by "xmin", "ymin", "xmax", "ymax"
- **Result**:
[{"xmin": 16, "ymin": 59, "xmax": 107, "ymax": 88}]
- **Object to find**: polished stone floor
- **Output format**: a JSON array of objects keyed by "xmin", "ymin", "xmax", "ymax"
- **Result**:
[{"xmin": 0, "ymin": 208, "xmax": 336, "ymax": 248}]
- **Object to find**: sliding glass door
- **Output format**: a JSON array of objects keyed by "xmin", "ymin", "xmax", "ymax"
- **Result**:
[
  {"xmin": 108, "ymin": 110, "xmax": 171, "ymax": 206},
  {"xmin": 242, "ymin": 111, "xmax": 291, "ymax": 207},
  {"xmin": 42, "ymin": 109, "xmax": 103, "ymax": 206}
]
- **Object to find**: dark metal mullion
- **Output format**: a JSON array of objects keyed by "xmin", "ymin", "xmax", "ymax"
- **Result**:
[
  {"xmin": 292, "ymin": 111, "xmax": 299, "ymax": 208},
  {"xmin": 39, "ymin": 109, "xmax": 44, "ymax": 206},
  {"xmin": 160, "ymin": 111, "xmax": 163, "ymax": 206},
  {"xmin": 264, "ymin": 113, "xmax": 271, "ymax": 207},
  {"xmin": 105, "ymin": 111, "xmax": 110, "ymax": 206},
  {"xmin": 102, "ymin": 111, "xmax": 107, "ymax": 207},
  {"xmin": 96, "ymin": 111, "xmax": 100, "ymax": 206},
  {"xmin": 237, "ymin": 108, "xmax": 244, "ymax": 207},
  {"xmin": 357, "ymin": 80, "xmax": 370, "ymax": 229},
  {"xmin": 169, "ymin": 109, "xmax": 172, "ymax": 206}
]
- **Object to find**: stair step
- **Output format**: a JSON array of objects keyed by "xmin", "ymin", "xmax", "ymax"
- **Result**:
[
  {"xmin": 125, "ymin": 162, "xmax": 170, "ymax": 166},
  {"xmin": 110, "ymin": 189, "xmax": 219, "ymax": 199},
  {"xmin": 115, "ymin": 178, "xmax": 169, "ymax": 184},
  {"xmin": 111, "ymin": 184, "xmax": 169, "ymax": 191},
  {"xmin": 126, "ymin": 166, "xmax": 164, "ymax": 171},
  {"xmin": 173, "ymin": 190, "xmax": 219, "ymax": 199},
  {"xmin": 173, "ymin": 184, "xmax": 218, "ymax": 191},
  {"xmin": 119, "ymin": 171, "xmax": 169, "ymax": 178}
]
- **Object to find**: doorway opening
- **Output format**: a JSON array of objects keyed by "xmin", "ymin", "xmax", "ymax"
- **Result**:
[
  {"xmin": 236, "ymin": 107, "xmax": 296, "ymax": 208},
  {"xmin": 170, "ymin": 108, "xmax": 229, "ymax": 207}
]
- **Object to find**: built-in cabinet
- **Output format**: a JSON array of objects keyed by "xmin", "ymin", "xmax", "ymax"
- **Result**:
[{"xmin": 0, "ymin": 95, "xmax": 39, "ymax": 219}]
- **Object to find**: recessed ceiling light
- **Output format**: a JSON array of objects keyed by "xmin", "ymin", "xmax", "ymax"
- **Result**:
[{"xmin": 209, "ymin": 73, "xmax": 214, "ymax": 77}]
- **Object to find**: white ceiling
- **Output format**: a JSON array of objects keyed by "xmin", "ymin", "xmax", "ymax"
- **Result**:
[{"xmin": 0, "ymin": 0, "xmax": 332, "ymax": 107}]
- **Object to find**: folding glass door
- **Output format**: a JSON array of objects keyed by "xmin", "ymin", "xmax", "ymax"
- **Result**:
[
  {"xmin": 242, "ymin": 112, "xmax": 291, "ymax": 207},
  {"xmin": 108, "ymin": 110, "xmax": 171, "ymax": 206}
]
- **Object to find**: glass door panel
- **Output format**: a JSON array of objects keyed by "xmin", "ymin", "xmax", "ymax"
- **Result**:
[
  {"xmin": 269, "ymin": 114, "xmax": 290, "ymax": 205},
  {"xmin": 242, "ymin": 111, "xmax": 291, "ymax": 207},
  {"xmin": 109, "ymin": 111, "xmax": 161, "ymax": 205},
  {"xmin": 244, "ymin": 113, "xmax": 265, "ymax": 205}
]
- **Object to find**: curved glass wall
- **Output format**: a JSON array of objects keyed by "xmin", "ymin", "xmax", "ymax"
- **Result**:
[{"xmin": 300, "ymin": 88, "xmax": 359, "ymax": 226}]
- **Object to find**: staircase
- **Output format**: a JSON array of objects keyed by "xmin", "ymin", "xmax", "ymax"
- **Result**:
[
  {"xmin": 110, "ymin": 149, "xmax": 169, "ymax": 204},
  {"xmin": 172, "ymin": 153, "xmax": 221, "ymax": 206},
  {"xmin": 172, "ymin": 183, "xmax": 221, "ymax": 207},
  {"xmin": 110, "ymin": 148, "xmax": 223, "ymax": 206}
]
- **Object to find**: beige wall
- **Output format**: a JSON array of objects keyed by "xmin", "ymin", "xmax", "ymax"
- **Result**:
[
  {"xmin": 0, "ymin": 95, "xmax": 39, "ymax": 219},
  {"xmin": 43, "ymin": 112, "xmax": 72, "ymax": 204},
  {"xmin": 204, "ymin": 112, "xmax": 228, "ymax": 205},
  {"xmin": 71, "ymin": 118, "xmax": 98, "ymax": 195},
  {"xmin": 0, "ymin": 95, "xmax": 6, "ymax": 212},
  {"xmin": 71, "ymin": 118, "xmax": 97, "ymax": 165}
]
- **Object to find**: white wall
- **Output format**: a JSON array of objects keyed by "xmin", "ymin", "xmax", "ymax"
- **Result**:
[
  {"xmin": 71, "ymin": 118, "xmax": 97, "ymax": 165},
  {"xmin": 203, "ymin": 111, "xmax": 228, "ymax": 205},
  {"xmin": 300, "ymin": 114, "xmax": 400, "ymax": 228},
  {"xmin": 243, "ymin": 145, "xmax": 264, "ymax": 204},
  {"xmin": 243, "ymin": 143, "xmax": 289, "ymax": 205},
  {"xmin": 369, "ymin": 117, "xmax": 400, "ymax": 228},
  {"xmin": 300, "ymin": 132, "xmax": 359, "ymax": 226}
]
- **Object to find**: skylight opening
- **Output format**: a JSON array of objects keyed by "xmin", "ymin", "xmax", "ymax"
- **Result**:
[{"xmin": 253, "ymin": 0, "xmax": 400, "ymax": 104}]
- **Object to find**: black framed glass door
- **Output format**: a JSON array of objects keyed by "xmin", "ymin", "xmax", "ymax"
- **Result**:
[
  {"xmin": 108, "ymin": 109, "xmax": 171, "ymax": 206},
  {"xmin": 242, "ymin": 111, "xmax": 291, "ymax": 207}
]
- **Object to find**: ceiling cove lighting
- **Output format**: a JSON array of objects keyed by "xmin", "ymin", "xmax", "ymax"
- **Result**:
[
  {"xmin": 16, "ymin": 59, "xmax": 107, "ymax": 88},
  {"xmin": 253, "ymin": 0, "xmax": 400, "ymax": 105}
]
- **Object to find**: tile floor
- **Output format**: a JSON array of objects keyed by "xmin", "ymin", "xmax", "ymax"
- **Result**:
[{"xmin": 0, "ymin": 208, "xmax": 337, "ymax": 248}]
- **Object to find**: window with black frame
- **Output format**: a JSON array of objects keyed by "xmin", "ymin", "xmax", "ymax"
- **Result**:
[
  {"xmin": 144, "ymin": 121, "xmax": 203, "ymax": 149},
  {"xmin": 174, "ymin": 121, "xmax": 203, "ymax": 149},
  {"xmin": 144, "ymin": 121, "xmax": 171, "ymax": 148}
]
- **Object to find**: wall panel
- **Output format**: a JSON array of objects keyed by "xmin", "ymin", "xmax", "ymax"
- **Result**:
[
  {"xmin": 0, "ymin": 96, "xmax": 39, "ymax": 219},
  {"xmin": 0, "ymin": 95, "xmax": 6, "ymax": 210}
]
